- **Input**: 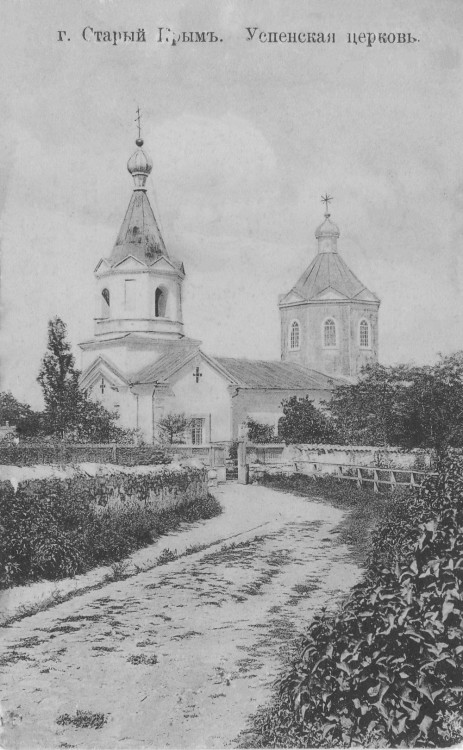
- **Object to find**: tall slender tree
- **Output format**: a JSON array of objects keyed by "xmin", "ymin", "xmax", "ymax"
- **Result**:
[
  {"xmin": 37, "ymin": 317, "xmax": 81, "ymax": 437},
  {"xmin": 37, "ymin": 317, "xmax": 133, "ymax": 442}
]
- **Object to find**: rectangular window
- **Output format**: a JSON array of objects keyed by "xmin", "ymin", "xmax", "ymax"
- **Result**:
[
  {"xmin": 191, "ymin": 418, "xmax": 205, "ymax": 445},
  {"xmin": 124, "ymin": 279, "xmax": 136, "ymax": 309}
]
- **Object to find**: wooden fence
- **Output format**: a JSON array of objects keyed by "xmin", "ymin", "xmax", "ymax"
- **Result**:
[
  {"xmin": 249, "ymin": 460, "xmax": 436, "ymax": 491},
  {"xmin": 312, "ymin": 462, "xmax": 435, "ymax": 491}
]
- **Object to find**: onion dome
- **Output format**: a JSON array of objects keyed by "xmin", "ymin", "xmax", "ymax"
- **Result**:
[
  {"xmin": 315, "ymin": 213, "xmax": 340, "ymax": 239},
  {"xmin": 127, "ymin": 138, "xmax": 153, "ymax": 190},
  {"xmin": 315, "ymin": 212, "xmax": 340, "ymax": 253}
]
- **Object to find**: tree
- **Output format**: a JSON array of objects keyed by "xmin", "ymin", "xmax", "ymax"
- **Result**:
[
  {"xmin": 328, "ymin": 355, "xmax": 463, "ymax": 452},
  {"xmin": 0, "ymin": 391, "xmax": 42, "ymax": 437},
  {"xmin": 328, "ymin": 363, "xmax": 409, "ymax": 446},
  {"xmin": 37, "ymin": 317, "xmax": 133, "ymax": 442},
  {"xmin": 246, "ymin": 419, "xmax": 278, "ymax": 443},
  {"xmin": 37, "ymin": 317, "xmax": 81, "ymax": 437},
  {"xmin": 157, "ymin": 413, "xmax": 191, "ymax": 444},
  {"xmin": 278, "ymin": 396, "xmax": 335, "ymax": 444},
  {"xmin": 401, "ymin": 354, "xmax": 463, "ymax": 451}
]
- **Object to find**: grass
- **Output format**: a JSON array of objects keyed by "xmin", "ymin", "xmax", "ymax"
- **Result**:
[
  {"xmin": 256, "ymin": 472, "xmax": 398, "ymax": 566},
  {"xmin": 1, "ymin": 496, "xmax": 224, "ymax": 627},
  {"xmin": 127, "ymin": 653, "xmax": 158, "ymax": 665},
  {"xmin": 56, "ymin": 710, "xmax": 107, "ymax": 730}
]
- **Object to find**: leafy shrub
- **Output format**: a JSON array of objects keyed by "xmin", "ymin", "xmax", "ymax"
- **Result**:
[
  {"xmin": 278, "ymin": 396, "xmax": 335, "ymax": 444},
  {"xmin": 156, "ymin": 548, "xmax": 178, "ymax": 565},
  {"xmin": 246, "ymin": 419, "xmax": 279, "ymax": 443},
  {"xmin": 0, "ymin": 442, "xmax": 170, "ymax": 466},
  {"xmin": 256, "ymin": 455, "xmax": 463, "ymax": 747},
  {"xmin": 0, "ymin": 468, "xmax": 221, "ymax": 588}
]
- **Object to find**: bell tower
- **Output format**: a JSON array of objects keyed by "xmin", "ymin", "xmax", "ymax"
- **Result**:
[
  {"xmin": 93, "ymin": 134, "xmax": 185, "ymax": 341},
  {"xmin": 279, "ymin": 196, "xmax": 380, "ymax": 380},
  {"xmin": 79, "ymin": 116, "xmax": 196, "ymax": 376}
]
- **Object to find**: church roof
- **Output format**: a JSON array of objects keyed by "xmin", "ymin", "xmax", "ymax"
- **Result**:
[
  {"xmin": 99, "ymin": 137, "xmax": 183, "ymax": 272},
  {"xmin": 293, "ymin": 251, "xmax": 378, "ymax": 301},
  {"xmin": 281, "ymin": 205, "xmax": 380, "ymax": 303},
  {"xmin": 109, "ymin": 189, "xmax": 168, "ymax": 266},
  {"xmin": 131, "ymin": 342, "xmax": 200, "ymax": 384},
  {"xmin": 212, "ymin": 358, "xmax": 347, "ymax": 389},
  {"xmin": 130, "ymin": 346, "xmax": 346, "ymax": 390}
]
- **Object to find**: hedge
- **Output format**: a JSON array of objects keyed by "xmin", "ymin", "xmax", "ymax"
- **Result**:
[
  {"xmin": 0, "ymin": 443, "xmax": 170, "ymax": 466},
  {"xmin": 0, "ymin": 466, "xmax": 219, "ymax": 588},
  {"xmin": 253, "ymin": 454, "xmax": 463, "ymax": 748}
]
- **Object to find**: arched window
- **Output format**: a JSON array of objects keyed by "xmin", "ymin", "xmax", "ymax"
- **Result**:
[
  {"xmin": 359, "ymin": 319, "xmax": 370, "ymax": 348},
  {"xmin": 289, "ymin": 320, "xmax": 300, "ymax": 350},
  {"xmin": 323, "ymin": 318, "xmax": 337, "ymax": 348},
  {"xmin": 155, "ymin": 287, "xmax": 167, "ymax": 318},
  {"xmin": 101, "ymin": 288, "xmax": 110, "ymax": 317}
]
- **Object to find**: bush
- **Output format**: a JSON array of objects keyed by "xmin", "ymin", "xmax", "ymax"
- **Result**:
[
  {"xmin": 0, "ymin": 443, "xmax": 171, "ymax": 466},
  {"xmin": 0, "ymin": 468, "xmax": 221, "ymax": 588},
  {"xmin": 278, "ymin": 396, "xmax": 335, "ymax": 444},
  {"xmin": 246, "ymin": 419, "xmax": 279, "ymax": 443},
  {"xmin": 254, "ymin": 454, "xmax": 463, "ymax": 747}
]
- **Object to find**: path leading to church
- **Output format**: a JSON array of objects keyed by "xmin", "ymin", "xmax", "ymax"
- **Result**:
[{"xmin": 1, "ymin": 483, "xmax": 361, "ymax": 749}]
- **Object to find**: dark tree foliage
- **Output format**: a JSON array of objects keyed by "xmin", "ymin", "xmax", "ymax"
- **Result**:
[
  {"xmin": 328, "ymin": 355, "xmax": 463, "ymax": 451},
  {"xmin": 278, "ymin": 396, "xmax": 335, "ymax": 444},
  {"xmin": 255, "ymin": 453, "xmax": 463, "ymax": 748},
  {"xmin": 157, "ymin": 413, "xmax": 191, "ymax": 444},
  {"xmin": 328, "ymin": 363, "xmax": 408, "ymax": 446},
  {"xmin": 0, "ymin": 391, "xmax": 42, "ymax": 437},
  {"xmin": 246, "ymin": 419, "xmax": 278, "ymax": 443},
  {"xmin": 37, "ymin": 317, "xmax": 132, "ymax": 442}
]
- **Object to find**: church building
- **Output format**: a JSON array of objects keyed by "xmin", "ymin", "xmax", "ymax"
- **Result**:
[{"xmin": 79, "ymin": 134, "xmax": 380, "ymax": 444}]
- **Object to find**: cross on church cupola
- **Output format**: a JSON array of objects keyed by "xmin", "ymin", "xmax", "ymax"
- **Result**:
[
  {"xmin": 193, "ymin": 366, "xmax": 202, "ymax": 383},
  {"xmin": 134, "ymin": 106, "xmax": 143, "ymax": 147},
  {"xmin": 321, "ymin": 193, "xmax": 333, "ymax": 215}
]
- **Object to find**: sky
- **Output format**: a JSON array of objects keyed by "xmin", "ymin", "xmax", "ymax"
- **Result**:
[{"xmin": 1, "ymin": 0, "xmax": 463, "ymax": 408}]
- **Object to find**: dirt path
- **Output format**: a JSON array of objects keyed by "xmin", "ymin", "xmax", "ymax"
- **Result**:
[{"xmin": 1, "ymin": 483, "xmax": 361, "ymax": 749}]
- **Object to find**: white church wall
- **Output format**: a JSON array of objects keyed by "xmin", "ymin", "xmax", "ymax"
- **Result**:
[
  {"xmin": 170, "ymin": 360, "xmax": 231, "ymax": 442},
  {"xmin": 154, "ymin": 360, "xmax": 232, "ymax": 443}
]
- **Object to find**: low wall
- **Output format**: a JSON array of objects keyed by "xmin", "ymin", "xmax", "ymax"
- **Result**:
[
  {"xmin": 246, "ymin": 443, "xmax": 433, "ymax": 472},
  {"xmin": 0, "ymin": 461, "xmax": 210, "ymax": 511}
]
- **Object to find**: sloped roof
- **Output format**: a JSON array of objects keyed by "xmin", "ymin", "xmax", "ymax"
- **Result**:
[
  {"xmin": 131, "ymin": 342, "xmax": 200, "ymax": 384},
  {"xmin": 130, "ymin": 347, "xmax": 345, "ymax": 390},
  {"xmin": 212, "ymin": 357, "xmax": 346, "ymax": 389},
  {"xmin": 293, "ymin": 252, "xmax": 378, "ymax": 301},
  {"xmin": 79, "ymin": 355, "xmax": 130, "ymax": 389},
  {"xmin": 110, "ymin": 190, "xmax": 167, "ymax": 266}
]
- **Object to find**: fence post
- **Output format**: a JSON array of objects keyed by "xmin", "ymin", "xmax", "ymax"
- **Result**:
[
  {"xmin": 357, "ymin": 467, "xmax": 362, "ymax": 489},
  {"xmin": 112, "ymin": 443, "xmax": 117, "ymax": 464},
  {"xmin": 373, "ymin": 469, "xmax": 379, "ymax": 493},
  {"xmin": 237, "ymin": 424, "xmax": 249, "ymax": 485},
  {"xmin": 410, "ymin": 471, "xmax": 416, "ymax": 488},
  {"xmin": 390, "ymin": 469, "xmax": 396, "ymax": 492}
]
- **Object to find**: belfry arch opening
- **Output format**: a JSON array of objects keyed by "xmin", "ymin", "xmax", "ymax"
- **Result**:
[
  {"xmin": 101, "ymin": 288, "xmax": 110, "ymax": 317},
  {"xmin": 155, "ymin": 287, "xmax": 168, "ymax": 318}
]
